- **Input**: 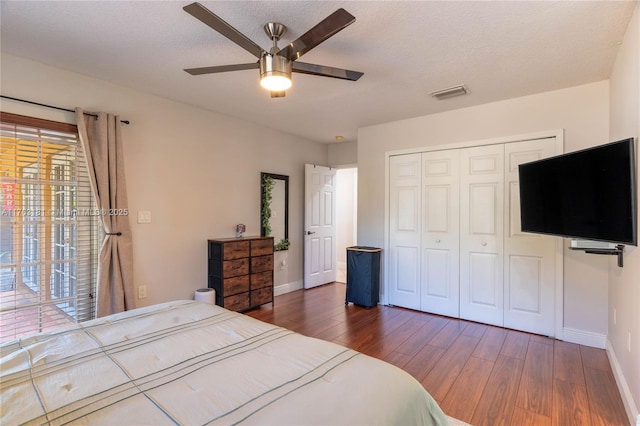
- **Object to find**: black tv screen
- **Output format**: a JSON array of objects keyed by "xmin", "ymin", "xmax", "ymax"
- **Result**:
[{"xmin": 518, "ymin": 138, "xmax": 637, "ymax": 245}]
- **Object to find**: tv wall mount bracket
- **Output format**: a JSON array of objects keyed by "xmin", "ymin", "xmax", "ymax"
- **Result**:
[{"xmin": 569, "ymin": 244, "xmax": 626, "ymax": 267}]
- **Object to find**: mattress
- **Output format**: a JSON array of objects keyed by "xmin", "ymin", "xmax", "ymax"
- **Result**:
[{"xmin": 1, "ymin": 300, "xmax": 450, "ymax": 425}]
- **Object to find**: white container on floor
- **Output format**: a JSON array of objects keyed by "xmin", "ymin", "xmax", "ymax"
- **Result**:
[{"xmin": 194, "ymin": 288, "xmax": 215, "ymax": 304}]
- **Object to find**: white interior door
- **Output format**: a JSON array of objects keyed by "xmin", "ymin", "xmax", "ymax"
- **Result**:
[
  {"xmin": 459, "ymin": 144, "xmax": 505, "ymax": 326},
  {"xmin": 504, "ymin": 138, "xmax": 558, "ymax": 336},
  {"xmin": 420, "ymin": 150, "xmax": 460, "ymax": 317},
  {"xmin": 388, "ymin": 154, "xmax": 421, "ymax": 309},
  {"xmin": 304, "ymin": 164, "xmax": 336, "ymax": 289}
]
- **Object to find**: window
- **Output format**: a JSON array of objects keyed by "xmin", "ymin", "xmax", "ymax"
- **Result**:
[{"xmin": 0, "ymin": 112, "xmax": 98, "ymax": 343}]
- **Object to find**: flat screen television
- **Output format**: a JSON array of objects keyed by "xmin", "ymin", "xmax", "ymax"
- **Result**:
[{"xmin": 518, "ymin": 138, "xmax": 637, "ymax": 246}]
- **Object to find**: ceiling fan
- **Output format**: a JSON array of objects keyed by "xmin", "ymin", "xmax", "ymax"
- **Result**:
[{"xmin": 183, "ymin": 2, "xmax": 364, "ymax": 98}]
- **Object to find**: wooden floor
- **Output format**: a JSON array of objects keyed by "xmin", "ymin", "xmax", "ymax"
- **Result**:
[{"xmin": 246, "ymin": 283, "xmax": 629, "ymax": 426}]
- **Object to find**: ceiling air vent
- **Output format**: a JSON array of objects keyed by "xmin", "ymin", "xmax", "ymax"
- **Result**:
[{"xmin": 430, "ymin": 84, "xmax": 468, "ymax": 100}]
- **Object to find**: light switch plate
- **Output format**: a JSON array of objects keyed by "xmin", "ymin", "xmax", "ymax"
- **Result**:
[{"xmin": 138, "ymin": 210, "xmax": 152, "ymax": 224}]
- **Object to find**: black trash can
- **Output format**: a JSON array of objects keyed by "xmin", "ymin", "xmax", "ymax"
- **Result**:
[{"xmin": 346, "ymin": 246, "xmax": 382, "ymax": 308}]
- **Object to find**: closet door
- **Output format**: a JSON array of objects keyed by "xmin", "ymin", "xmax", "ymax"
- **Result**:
[
  {"xmin": 504, "ymin": 138, "xmax": 558, "ymax": 336},
  {"xmin": 459, "ymin": 144, "xmax": 505, "ymax": 326},
  {"xmin": 388, "ymin": 154, "xmax": 421, "ymax": 309},
  {"xmin": 420, "ymin": 150, "xmax": 460, "ymax": 317}
]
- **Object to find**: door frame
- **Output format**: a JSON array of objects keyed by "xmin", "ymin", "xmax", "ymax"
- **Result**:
[{"xmin": 383, "ymin": 129, "xmax": 565, "ymax": 339}]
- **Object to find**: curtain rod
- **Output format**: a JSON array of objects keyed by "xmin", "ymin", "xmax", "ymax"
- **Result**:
[{"xmin": 0, "ymin": 95, "xmax": 130, "ymax": 125}]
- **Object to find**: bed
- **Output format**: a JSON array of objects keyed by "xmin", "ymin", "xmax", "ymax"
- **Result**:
[{"xmin": 1, "ymin": 300, "xmax": 452, "ymax": 425}]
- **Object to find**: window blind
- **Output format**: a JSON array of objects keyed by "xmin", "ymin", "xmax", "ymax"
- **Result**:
[{"xmin": 0, "ymin": 113, "xmax": 98, "ymax": 343}]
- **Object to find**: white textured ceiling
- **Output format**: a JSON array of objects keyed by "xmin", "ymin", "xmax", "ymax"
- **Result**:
[{"xmin": 0, "ymin": 1, "xmax": 636, "ymax": 143}]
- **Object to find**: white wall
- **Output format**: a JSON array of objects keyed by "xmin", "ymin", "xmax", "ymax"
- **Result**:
[
  {"xmin": 336, "ymin": 168, "xmax": 357, "ymax": 283},
  {"xmin": 0, "ymin": 53, "xmax": 328, "ymax": 306},
  {"xmin": 358, "ymin": 81, "xmax": 611, "ymax": 339},
  {"xmin": 608, "ymin": 4, "xmax": 640, "ymax": 423},
  {"xmin": 328, "ymin": 141, "xmax": 357, "ymax": 167}
]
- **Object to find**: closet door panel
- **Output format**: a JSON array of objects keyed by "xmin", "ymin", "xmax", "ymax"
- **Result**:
[
  {"xmin": 388, "ymin": 154, "xmax": 421, "ymax": 310},
  {"xmin": 423, "ymin": 249, "xmax": 450, "ymax": 297},
  {"xmin": 504, "ymin": 138, "xmax": 558, "ymax": 336},
  {"xmin": 421, "ymin": 150, "xmax": 460, "ymax": 317},
  {"xmin": 396, "ymin": 246, "xmax": 420, "ymax": 294},
  {"xmin": 460, "ymin": 144, "xmax": 504, "ymax": 326},
  {"xmin": 469, "ymin": 252, "xmax": 499, "ymax": 306},
  {"xmin": 508, "ymin": 255, "xmax": 542, "ymax": 312}
]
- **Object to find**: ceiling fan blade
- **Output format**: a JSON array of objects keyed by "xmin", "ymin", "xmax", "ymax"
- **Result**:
[
  {"xmin": 184, "ymin": 63, "xmax": 259, "ymax": 76},
  {"xmin": 278, "ymin": 8, "xmax": 355, "ymax": 61},
  {"xmin": 292, "ymin": 62, "xmax": 363, "ymax": 81},
  {"xmin": 184, "ymin": 2, "xmax": 264, "ymax": 59}
]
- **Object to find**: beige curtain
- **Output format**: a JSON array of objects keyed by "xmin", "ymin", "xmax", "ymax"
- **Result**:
[{"xmin": 76, "ymin": 108, "xmax": 134, "ymax": 317}]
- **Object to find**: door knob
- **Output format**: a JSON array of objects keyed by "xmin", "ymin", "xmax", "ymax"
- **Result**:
[
  {"xmin": 436, "ymin": 239, "xmax": 441, "ymax": 243},
  {"xmin": 482, "ymin": 242, "xmax": 487, "ymax": 246},
  {"xmin": 306, "ymin": 231, "xmax": 316, "ymax": 235}
]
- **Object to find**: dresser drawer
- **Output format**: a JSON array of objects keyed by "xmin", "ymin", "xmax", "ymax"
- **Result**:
[
  {"xmin": 223, "ymin": 241, "xmax": 250, "ymax": 260},
  {"xmin": 250, "ymin": 287, "xmax": 273, "ymax": 307},
  {"xmin": 224, "ymin": 293, "xmax": 250, "ymax": 312},
  {"xmin": 222, "ymin": 258, "xmax": 249, "ymax": 277},
  {"xmin": 251, "ymin": 238, "xmax": 273, "ymax": 256},
  {"xmin": 251, "ymin": 271, "xmax": 273, "ymax": 290},
  {"xmin": 251, "ymin": 255, "xmax": 273, "ymax": 273},
  {"xmin": 223, "ymin": 275, "xmax": 250, "ymax": 296}
]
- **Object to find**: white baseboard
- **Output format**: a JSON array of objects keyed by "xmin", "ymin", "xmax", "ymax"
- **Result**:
[
  {"xmin": 274, "ymin": 280, "xmax": 303, "ymax": 296},
  {"xmin": 606, "ymin": 339, "xmax": 640, "ymax": 426},
  {"xmin": 562, "ymin": 327, "xmax": 606, "ymax": 349}
]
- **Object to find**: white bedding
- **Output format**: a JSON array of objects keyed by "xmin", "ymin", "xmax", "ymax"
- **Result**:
[{"xmin": 1, "ymin": 300, "xmax": 449, "ymax": 425}]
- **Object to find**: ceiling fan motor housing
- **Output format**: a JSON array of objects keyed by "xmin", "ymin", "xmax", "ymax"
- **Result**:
[{"xmin": 260, "ymin": 54, "xmax": 292, "ymax": 90}]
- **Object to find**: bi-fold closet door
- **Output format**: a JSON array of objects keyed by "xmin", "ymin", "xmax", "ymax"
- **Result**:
[
  {"xmin": 421, "ymin": 150, "xmax": 461, "ymax": 317},
  {"xmin": 459, "ymin": 144, "xmax": 504, "ymax": 326},
  {"xmin": 388, "ymin": 149, "xmax": 461, "ymax": 316},
  {"xmin": 388, "ymin": 138, "xmax": 558, "ymax": 336}
]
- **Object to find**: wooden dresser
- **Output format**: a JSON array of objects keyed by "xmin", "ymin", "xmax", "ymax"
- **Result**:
[{"xmin": 208, "ymin": 236, "xmax": 274, "ymax": 311}]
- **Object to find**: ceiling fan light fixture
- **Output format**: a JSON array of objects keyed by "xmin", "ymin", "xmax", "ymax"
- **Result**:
[
  {"xmin": 261, "ymin": 75, "xmax": 291, "ymax": 91},
  {"xmin": 260, "ymin": 54, "xmax": 292, "ymax": 91}
]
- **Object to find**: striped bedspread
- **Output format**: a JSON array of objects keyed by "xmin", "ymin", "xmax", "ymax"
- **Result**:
[{"xmin": 1, "ymin": 300, "xmax": 449, "ymax": 425}]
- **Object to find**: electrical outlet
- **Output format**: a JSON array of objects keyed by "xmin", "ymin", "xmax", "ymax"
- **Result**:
[{"xmin": 138, "ymin": 285, "xmax": 147, "ymax": 299}]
